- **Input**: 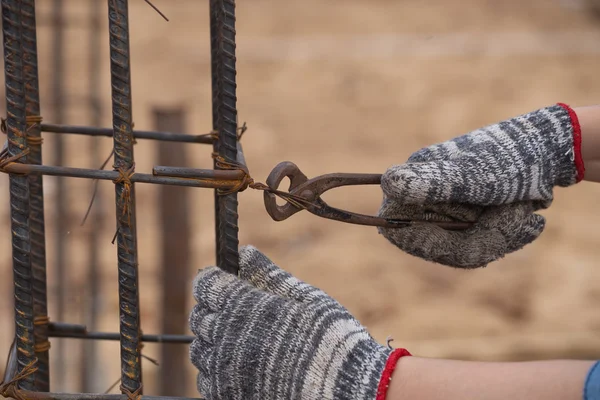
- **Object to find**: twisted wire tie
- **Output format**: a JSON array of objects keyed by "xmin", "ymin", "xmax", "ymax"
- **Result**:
[
  {"xmin": 33, "ymin": 316, "xmax": 49, "ymax": 325},
  {"xmin": 111, "ymin": 165, "xmax": 136, "ymax": 246},
  {"xmin": 113, "ymin": 164, "xmax": 135, "ymax": 218},
  {"xmin": 1, "ymin": 115, "xmax": 42, "ymax": 133},
  {"xmin": 120, "ymin": 383, "xmax": 143, "ymax": 400},
  {"xmin": 33, "ymin": 341, "xmax": 51, "ymax": 353},
  {"xmin": 25, "ymin": 115, "xmax": 42, "ymax": 124},
  {"xmin": 209, "ymin": 121, "xmax": 247, "ymax": 142},
  {"xmin": 33, "ymin": 316, "xmax": 51, "ymax": 352},
  {"xmin": 237, "ymin": 122, "xmax": 248, "ymax": 140},
  {"xmin": 26, "ymin": 136, "xmax": 43, "ymax": 146},
  {"xmin": 211, "ymin": 153, "xmax": 318, "ymax": 211},
  {"xmin": 0, "ymin": 148, "xmax": 30, "ymax": 172},
  {"xmin": 25, "ymin": 116, "xmax": 44, "ymax": 147},
  {"xmin": 0, "ymin": 358, "xmax": 38, "ymax": 400}
]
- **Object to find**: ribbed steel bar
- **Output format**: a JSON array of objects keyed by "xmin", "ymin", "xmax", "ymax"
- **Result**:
[
  {"xmin": 1, "ymin": 163, "xmax": 246, "ymax": 189},
  {"xmin": 152, "ymin": 165, "xmax": 245, "ymax": 180},
  {"xmin": 209, "ymin": 0, "xmax": 222, "ymax": 267},
  {"xmin": 107, "ymin": 0, "xmax": 142, "ymax": 394},
  {"xmin": 21, "ymin": 0, "xmax": 50, "ymax": 390},
  {"xmin": 210, "ymin": 0, "xmax": 240, "ymax": 274},
  {"xmin": 40, "ymin": 123, "xmax": 215, "ymax": 144},
  {"xmin": 47, "ymin": 322, "xmax": 194, "ymax": 343},
  {"xmin": 1, "ymin": 0, "xmax": 36, "ymax": 391}
]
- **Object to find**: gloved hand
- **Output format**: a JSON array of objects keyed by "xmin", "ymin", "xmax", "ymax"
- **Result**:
[
  {"xmin": 378, "ymin": 103, "xmax": 584, "ymax": 269},
  {"xmin": 189, "ymin": 245, "xmax": 411, "ymax": 400}
]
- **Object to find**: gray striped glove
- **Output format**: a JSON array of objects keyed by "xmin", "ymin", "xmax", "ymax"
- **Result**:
[
  {"xmin": 189, "ymin": 245, "xmax": 411, "ymax": 400},
  {"xmin": 378, "ymin": 103, "xmax": 584, "ymax": 269}
]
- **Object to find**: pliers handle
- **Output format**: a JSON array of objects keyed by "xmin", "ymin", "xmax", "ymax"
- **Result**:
[{"xmin": 263, "ymin": 161, "xmax": 473, "ymax": 230}]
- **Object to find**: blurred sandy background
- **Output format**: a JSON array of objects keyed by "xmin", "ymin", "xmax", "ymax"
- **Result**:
[{"xmin": 1, "ymin": 0, "xmax": 600, "ymax": 397}]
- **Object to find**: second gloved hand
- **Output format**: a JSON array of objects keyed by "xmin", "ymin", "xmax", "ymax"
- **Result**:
[
  {"xmin": 378, "ymin": 103, "xmax": 584, "ymax": 268},
  {"xmin": 189, "ymin": 246, "xmax": 410, "ymax": 400}
]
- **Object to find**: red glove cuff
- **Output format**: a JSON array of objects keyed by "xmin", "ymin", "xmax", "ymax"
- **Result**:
[
  {"xmin": 557, "ymin": 102, "xmax": 585, "ymax": 183},
  {"xmin": 375, "ymin": 347, "xmax": 412, "ymax": 400}
]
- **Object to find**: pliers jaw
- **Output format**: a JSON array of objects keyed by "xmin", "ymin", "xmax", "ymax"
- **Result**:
[{"xmin": 263, "ymin": 161, "xmax": 473, "ymax": 231}]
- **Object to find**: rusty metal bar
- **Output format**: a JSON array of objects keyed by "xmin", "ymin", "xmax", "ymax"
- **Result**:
[
  {"xmin": 107, "ymin": 0, "xmax": 143, "ymax": 394},
  {"xmin": 211, "ymin": 0, "xmax": 240, "ymax": 274},
  {"xmin": 47, "ymin": 322, "xmax": 194, "ymax": 344},
  {"xmin": 21, "ymin": 0, "xmax": 50, "ymax": 391},
  {"xmin": 154, "ymin": 108, "xmax": 191, "ymax": 396},
  {"xmin": 1, "ymin": 163, "xmax": 245, "ymax": 188},
  {"xmin": 152, "ymin": 165, "xmax": 246, "ymax": 180},
  {"xmin": 210, "ymin": 0, "xmax": 221, "ymax": 267},
  {"xmin": 80, "ymin": 0, "xmax": 103, "ymax": 392},
  {"xmin": 2, "ymin": 0, "xmax": 36, "ymax": 391},
  {"xmin": 40, "ymin": 123, "xmax": 215, "ymax": 144}
]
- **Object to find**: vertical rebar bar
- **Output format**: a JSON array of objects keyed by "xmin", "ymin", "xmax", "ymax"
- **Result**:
[
  {"xmin": 209, "ymin": 0, "xmax": 221, "ymax": 267},
  {"xmin": 2, "ymin": 0, "xmax": 36, "ymax": 390},
  {"xmin": 154, "ymin": 108, "xmax": 190, "ymax": 397},
  {"xmin": 210, "ymin": 0, "xmax": 240, "ymax": 274},
  {"xmin": 107, "ymin": 0, "xmax": 143, "ymax": 395},
  {"xmin": 21, "ymin": 0, "xmax": 50, "ymax": 391},
  {"xmin": 80, "ymin": 0, "xmax": 103, "ymax": 392},
  {"xmin": 51, "ymin": 0, "xmax": 66, "ymax": 389}
]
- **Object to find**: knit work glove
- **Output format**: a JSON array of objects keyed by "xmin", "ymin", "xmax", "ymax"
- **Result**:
[
  {"xmin": 378, "ymin": 103, "xmax": 584, "ymax": 269},
  {"xmin": 189, "ymin": 246, "xmax": 411, "ymax": 400}
]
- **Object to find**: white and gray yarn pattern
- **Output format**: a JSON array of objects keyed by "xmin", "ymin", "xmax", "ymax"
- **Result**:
[
  {"xmin": 189, "ymin": 245, "xmax": 392, "ymax": 400},
  {"xmin": 378, "ymin": 104, "xmax": 578, "ymax": 269}
]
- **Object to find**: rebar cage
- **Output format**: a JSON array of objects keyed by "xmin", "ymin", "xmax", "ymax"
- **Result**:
[{"xmin": 0, "ymin": 1, "xmax": 243, "ymax": 399}]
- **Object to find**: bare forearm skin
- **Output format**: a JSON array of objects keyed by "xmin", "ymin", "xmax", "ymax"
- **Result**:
[
  {"xmin": 387, "ymin": 357, "xmax": 596, "ymax": 400},
  {"xmin": 374, "ymin": 104, "xmax": 600, "ymax": 399},
  {"xmin": 575, "ymin": 105, "xmax": 600, "ymax": 183}
]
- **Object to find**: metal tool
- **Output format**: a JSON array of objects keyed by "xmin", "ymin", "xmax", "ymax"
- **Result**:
[{"xmin": 263, "ymin": 161, "xmax": 473, "ymax": 230}]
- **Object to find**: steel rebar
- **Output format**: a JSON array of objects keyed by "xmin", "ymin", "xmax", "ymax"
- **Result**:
[
  {"xmin": 40, "ymin": 123, "xmax": 215, "ymax": 144},
  {"xmin": 152, "ymin": 165, "xmax": 246, "ymax": 180},
  {"xmin": 107, "ymin": 0, "xmax": 142, "ymax": 394},
  {"xmin": 210, "ymin": 0, "xmax": 240, "ymax": 274},
  {"xmin": 48, "ymin": 322, "xmax": 194, "ymax": 344},
  {"xmin": 21, "ymin": 0, "xmax": 50, "ymax": 391},
  {"xmin": 210, "ymin": 0, "xmax": 221, "ymax": 268},
  {"xmin": 1, "ymin": 163, "xmax": 245, "ymax": 189},
  {"xmin": 2, "ymin": 0, "xmax": 36, "ymax": 391}
]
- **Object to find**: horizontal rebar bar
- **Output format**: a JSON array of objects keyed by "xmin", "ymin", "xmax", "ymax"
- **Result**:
[
  {"xmin": 47, "ymin": 322, "xmax": 194, "ymax": 343},
  {"xmin": 20, "ymin": 391, "xmax": 202, "ymax": 400},
  {"xmin": 152, "ymin": 165, "xmax": 245, "ymax": 180},
  {"xmin": 1, "ymin": 163, "xmax": 245, "ymax": 189},
  {"xmin": 40, "ymin": 123, "xmax": 214, "ymax": 144}
]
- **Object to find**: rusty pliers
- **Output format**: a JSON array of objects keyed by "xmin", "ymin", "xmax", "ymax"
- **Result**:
[{"xmin": 263, "ymin": 161, "xmax": 473, "ymax": 230}]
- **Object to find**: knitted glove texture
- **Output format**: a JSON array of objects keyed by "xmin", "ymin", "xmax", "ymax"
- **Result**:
[
  {"xmin": 378, "ymin": 104, "xmax": 583, "ymax": 268},
  {"xmin": 189, "ymin": 246, "xmax": 395, "ymax": 400}
]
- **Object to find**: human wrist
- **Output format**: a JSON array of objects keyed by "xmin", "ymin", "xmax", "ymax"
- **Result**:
[
  {"xmin": 375, "ymin": 347, "xmax": 412, "ymax": 400},
  {"xmin": 572, "ymin": 104, "xmax": 600, "ymax": 183},
  {"xmin": 554, "ymin": 103, "xmax": 585, "ymax": 185}
]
